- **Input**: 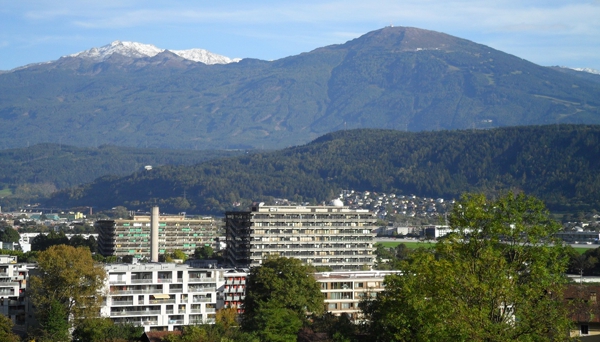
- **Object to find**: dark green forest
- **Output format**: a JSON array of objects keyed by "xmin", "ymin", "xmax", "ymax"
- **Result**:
[
  {"xmin": 46, "ymin": 125, "xmax": 600, "ymax": 215},
  {"xmin": 0, "ymin": 144, "xmax": 243, "ymax": 209}
]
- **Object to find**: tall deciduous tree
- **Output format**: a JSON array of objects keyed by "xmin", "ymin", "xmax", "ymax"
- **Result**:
[
  {"xmin": 362, "ymin": 192, "xmax": 572, "ymax": 341},
  {"xmin": 242, "ymin": 256, "xmax": 324, "ymax": 341},
  {"xmin": 29, "ymin": 245, "xmax": 107, "ymax": 333}
]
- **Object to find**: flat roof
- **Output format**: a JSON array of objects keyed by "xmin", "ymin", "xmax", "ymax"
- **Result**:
[{"xmin": 313, "ymin": 270, "xmax": 402, "ymax": 281}]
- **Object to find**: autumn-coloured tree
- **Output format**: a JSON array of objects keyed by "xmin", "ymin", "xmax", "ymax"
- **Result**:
[
  {"xmin": 0, "ymin": 314, "xmax": 20, "ymax": 342},
  {"xmin": 29, "ymin": 245, "xmax": 107, "ymax": 333}
]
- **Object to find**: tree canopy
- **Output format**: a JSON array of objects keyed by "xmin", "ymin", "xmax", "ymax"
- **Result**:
[
  {"xmin": 242, "ymin": 256, "xmax": 324, "ymax": 341},
  {"xmin": 0, "ymin": 314, "xmax": 20, "ymax": 342},
  {"xmin": 362, "ymin": 192, "xmax": 572, "ymax": 341},
  {"xmin": 0, "ymin": 226, "xmax": 20, "ymax": 243},
  {"xmin": 29, "ymin": 245, "xmax": 107, "ymax": 335}
]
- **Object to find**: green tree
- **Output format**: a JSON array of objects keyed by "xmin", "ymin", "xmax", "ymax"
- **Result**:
[
  {"xmin": 242, "ymin": 256, "xmax": 324, "ymax": 341},
  {"xmin": 69, "ymin": 234, "xmax": 98, "ymax": 253},
  {"xmin": 194, "ymin": 245, "xmax": 214, "ymax": 259},
  {"xmin": 31, "ymin": 231, "xmax": 69, "ymax": 251},
  {"xmin": 72, "ymin": 317, "xmax": 143, "ymax": 342},
  {"xmin": 40, "ymin": 299, "xmax": 70, "ymax": 342},
  {"xmin": 0, "ymin": 314, "xmax": 20, "ymax": 342},
  {"xmin": 29, "ymin": 245, "xmax": 107, "ymax": 333},
  {"xmin": 0, "ymin": 226, "xmax": 20, "ymax": 243},
  {"xmin": 362, "ymin": 192, "xmax": 572, "ymax": 341},
  {"xmin": 159, "ymin": 249, "xmax": 188, "ymax": 262}
]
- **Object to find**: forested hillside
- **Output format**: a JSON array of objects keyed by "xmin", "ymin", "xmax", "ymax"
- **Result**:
[
  {"xmin": 47, "ymin": 125, "xmax": 600, "ymax": 215},
  {"xmin": 0, "ymin": 144, "xmax": 243, "ymax": 208}
]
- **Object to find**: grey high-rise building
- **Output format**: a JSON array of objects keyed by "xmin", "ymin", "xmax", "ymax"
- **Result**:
[{"xmin": 225, "ymin": 204, "xmax": 377, "ymax": 270}]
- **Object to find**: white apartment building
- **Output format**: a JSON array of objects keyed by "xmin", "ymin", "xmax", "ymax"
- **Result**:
[
  {"xmin": 225, "ymin": 204, "xmax": 377, "ymax": 270},
  {"xmin": 0, "ymin": 255, "xmax": 33, "ymax": 334},
  {"xmin": 103, "ymin": 263, "xmax": 221, "ymax": 332}
]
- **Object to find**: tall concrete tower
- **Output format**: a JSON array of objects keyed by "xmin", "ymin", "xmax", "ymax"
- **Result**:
[{"xmin": 151, "ymin": 206, "xmax": 159, "ymax": 262}]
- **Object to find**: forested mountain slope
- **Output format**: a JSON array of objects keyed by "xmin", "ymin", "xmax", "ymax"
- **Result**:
[
  {"xmin": 1, "ymin": 27, "xmax": 599, "ymax": 150},
  {"xmin": 47, "ymin": 125, "xmax": 600, "ymax": 215},
  {"xmin": 0, "ymin": 144, "xmax": 243, "ymax": 208}
]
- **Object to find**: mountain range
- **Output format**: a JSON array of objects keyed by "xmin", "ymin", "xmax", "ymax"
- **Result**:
[
  {"xmin": 65, "ymin": 40, "xmax": 241, "ymax": 65},
  {"xmin": 1, "ymin": 26, "xmax": 599, "ymax": 150}
]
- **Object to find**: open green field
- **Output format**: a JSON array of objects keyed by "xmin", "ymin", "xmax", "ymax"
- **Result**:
[
  {"xmin": 377, "ymin": 241, "xmax": 591, "ymax": 255},
  {"xmin": 0, "ymin": 187, "xmax": 12, "ymax": 196}
]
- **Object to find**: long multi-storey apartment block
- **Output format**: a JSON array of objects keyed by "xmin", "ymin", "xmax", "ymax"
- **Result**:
[
  {"xmin": 96, "ymin": 213, "xmax": 217, "ymax": 259},
  {"xmin": 103, "ymin": 263, "xmax": 220, "ymax": 332},
  {"xmin": 225, "ymin": 204, "xmax": 377, "ymax": 270}
]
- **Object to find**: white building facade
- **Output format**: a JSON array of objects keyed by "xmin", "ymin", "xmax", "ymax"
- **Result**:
[{"xmin": 102, "ymin": 263, "xmax": 222, "ymax": 332}]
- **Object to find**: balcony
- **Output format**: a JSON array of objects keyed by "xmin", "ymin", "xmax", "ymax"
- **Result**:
[
  {"xmin": 111, "ymin": 310, "xmax": 161, "ymax": 316},
  {"xmin": 110, "ymin": 289, "xmax": 162, "ymax": 295},
  {"xmin": 193, "ymin": 297, "xmax": 212, "ymax": 303},
  {"xmin": 188, "ymin": 277, "xmax": 215, "ymax": 283},
  {"xmin": 131, "ymin": 279, "xmax": 153, "ymax": 284},
  {"xmin": 224, "ymin": 288, "xmax": 244, "ymax": 293},
  {"xmin": 149, "ymin": 299, "xmax": 176, "ymax": 304},
  {"xmin": 111, "ymin": 300, "xmax": 134, "ymax": 306},
  {"xmin": 188, "ymin": 287, "xmax": 216, "ymax": 293}
]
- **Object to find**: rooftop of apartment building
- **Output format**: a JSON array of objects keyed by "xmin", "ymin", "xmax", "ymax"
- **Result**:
[
  {"xmin": 313, "ymin": 270, "xmax": 402, "ymax": 281},
  {"xmin": 245, "ymin": 202, "xmax": 371, "ymax": 214}
]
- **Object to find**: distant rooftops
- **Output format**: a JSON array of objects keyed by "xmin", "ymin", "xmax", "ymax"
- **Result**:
[{"xmin": 249, "ymin": 204, "xmax": 370, "ymax": 213}]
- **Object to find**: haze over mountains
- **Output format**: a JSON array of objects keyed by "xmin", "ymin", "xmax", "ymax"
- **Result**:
[{"xmin": 1, "ymin": 26, "xmax": 599, "ymax": 150}]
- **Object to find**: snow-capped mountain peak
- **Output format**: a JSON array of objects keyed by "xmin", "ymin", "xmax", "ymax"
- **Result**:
[
  {"xmin": 560, "ymin": 66, "xmax": 600, "ymax": 75},
  {"xmin": 68, "ymin": 41, "xmax": 164, "ymax": 60},
  {"xmin": 170, "ymin": 48, "xmax": 241, "ymax": 64},
  {"xmin": 571, "ymin": 67, "xmax": 600, "ymax": 75},
  {"xmin": 66, "ymin": 41, "xmax": 240, "ymax": 65}
]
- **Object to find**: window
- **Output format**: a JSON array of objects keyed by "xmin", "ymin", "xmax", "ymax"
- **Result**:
[
  {"xmin": 581, "ymin": 325, "xmax": 589, "ymax": 335},
  {"xmin": 328, "ymin": 303, "xmax": 337, "ymax": 310}
]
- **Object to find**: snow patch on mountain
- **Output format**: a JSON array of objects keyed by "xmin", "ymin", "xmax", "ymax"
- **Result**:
[
  {"xmin": 66, "ymin": 41, "xmax": 240, "ymax": 65},
  {"xmin": 170, "ymin": 48, "xmax": 241, "ymax": 64},
  {"xmin": 564, "ymin": 67, "xmax": 600, "ymax": 75},
  {"xmin": 68, "ymin": 41, "xmax": 163, "ymax": 60}
]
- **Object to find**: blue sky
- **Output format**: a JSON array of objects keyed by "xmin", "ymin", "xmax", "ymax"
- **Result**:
[{"xmin": 1, "ymin": 1, "xmax": 599, "ymax": 71}]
